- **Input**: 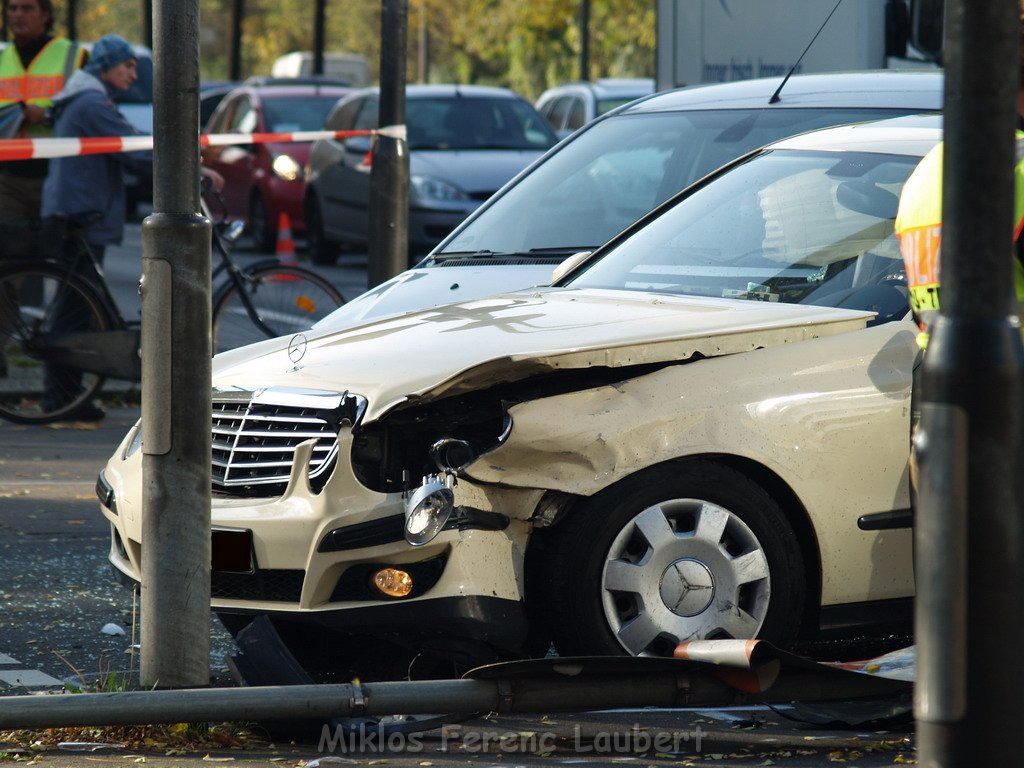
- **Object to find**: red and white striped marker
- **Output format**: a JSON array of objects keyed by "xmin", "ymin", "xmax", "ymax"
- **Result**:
[{"xmin": 0, "ymin": 124, "xmax": 406, "ymax": 161}]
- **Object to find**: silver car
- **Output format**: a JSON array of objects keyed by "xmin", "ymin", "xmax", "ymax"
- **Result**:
[
  {"xmin": 535, "ymin": 77, "xmax": 655, "ymax": 138},
  {"xmin": 313, "ymin": 71, "xmax": 943, "ymax": 332},
  {"xmin": 304, "ymin": 84, "xmax": 557, "ymax": 264}
]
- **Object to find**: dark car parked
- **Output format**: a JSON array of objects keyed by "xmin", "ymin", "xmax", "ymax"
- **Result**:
[
  {"xmin": 202, "ymin": 81, "xmax": 350, "ymax": 250},
  {"xmin": 303, "ymin": 84, "xmax": 557, "ymax": 264}
]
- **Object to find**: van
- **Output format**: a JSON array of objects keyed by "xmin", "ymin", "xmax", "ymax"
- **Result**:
[{"xmin": 271, "ymin": 51, "xmax": 371, "ymax": 88}]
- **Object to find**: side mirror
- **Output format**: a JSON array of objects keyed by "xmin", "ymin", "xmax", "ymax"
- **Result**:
[{"xmin": 551, "ymin": 250, "xmax": 592, "ymax": 284}]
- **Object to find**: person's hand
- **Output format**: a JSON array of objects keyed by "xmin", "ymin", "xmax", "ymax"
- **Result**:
[
  {"xmin": 22, "ymin": 104, "xmax": 46, "ymax": 125},
  {"xmin": 201, "ymin": 166, "xmax": 225, "ymax": 192}
]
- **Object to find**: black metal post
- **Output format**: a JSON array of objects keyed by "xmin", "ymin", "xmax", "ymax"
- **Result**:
[
  {"xmin": 313, "ymin": 0, "xmax": 326, "ymax": 76},
  {"xmin": 66, "ymin": 0, "xmax": 76, "ymax": 41},
  {"xmin": 141, "ymin": 0, "xmax": 152, "ymax": 48},
  {"xmin": 140, "ymin": 0, "xmax": 212, "ymax": 688},
  {"xmin": 368, "ymin": 0, "xmax": 409, "ymax": 287},
  {"xmin": 915, "ymin": 0, "xmax": 1024, "ymax": 764},
  {"xmin": 229, "ymin": 0, "xmax": 244, "ymax": 82},
  {"xmin": 579, "ymin": 0, "xmax": 590, "ymax": 82}
]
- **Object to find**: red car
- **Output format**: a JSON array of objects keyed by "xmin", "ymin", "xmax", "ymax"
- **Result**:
[{"xmin": 202, "ymin": 80, "xmax": 350, "ymax": 250}]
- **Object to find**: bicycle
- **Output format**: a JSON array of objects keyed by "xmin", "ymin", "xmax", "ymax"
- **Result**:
[{"xmin": 0, "ymin": 195, "xmax": 345, "ymax": 424}]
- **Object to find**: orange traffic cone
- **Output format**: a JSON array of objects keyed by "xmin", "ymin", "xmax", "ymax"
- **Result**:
[{"xmin": 275, "ymin": 212, "xmax": 298, "ymax": 266}]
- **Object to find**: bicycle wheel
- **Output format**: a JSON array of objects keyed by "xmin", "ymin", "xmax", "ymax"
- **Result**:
[
  {"xmin": 212, "ymin": 265, "xmax": 344, "ymax": 354},
  {"xmin": 0, "ymin": 262, "xmax": 113, "ymax": 424}
]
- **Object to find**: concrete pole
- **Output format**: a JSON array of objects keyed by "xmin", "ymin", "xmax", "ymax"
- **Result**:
[
  {"xmin": 915, "ymin": 0, "xmax": 1024, "ymax": 764},
  {"xmin": 139, "ymin": 0, "xmax": 213, "ymax": 688},
  {"xmin": 367, "ymin": 0, "xmax": 409, "ymax": 287}
]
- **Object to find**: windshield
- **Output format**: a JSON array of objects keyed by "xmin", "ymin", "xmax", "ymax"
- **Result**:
[
  {"xmin": 565, "ymin": 149, "xmax": 919, "ymax": 325},
  {"xmin": 407, "ymin": 96, "xmax": 555, "ymax": 151},
  {"xmin": 439, "ymin": 107, "xmax": 913, "ymax": 255},
  {"xmin": 263, "ymin": 96, "xmax": 340, "ymax": 132}
]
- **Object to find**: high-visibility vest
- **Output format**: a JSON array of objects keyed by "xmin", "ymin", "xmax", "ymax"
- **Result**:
[
  {"xmin": 895, "ymin": 134, "xmax": 1024, "ymax": 348},
  {"xmin": 0, "ymin": 38, "xmax": 85, "ymax": 138}
]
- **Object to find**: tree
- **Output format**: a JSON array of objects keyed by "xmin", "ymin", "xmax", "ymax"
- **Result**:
[{"xmin": 68, "ymin": 0, "xmax": 654, "ymax": 99}]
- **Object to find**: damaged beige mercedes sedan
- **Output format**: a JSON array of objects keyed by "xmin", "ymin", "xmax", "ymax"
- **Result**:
[{"xmin": 100, "ymin": 116, "xmax": 936, "ymax": 676}]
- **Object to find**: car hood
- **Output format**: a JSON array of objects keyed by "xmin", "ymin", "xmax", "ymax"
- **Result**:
[
  {"xmin": 313, "ymin": 263, "xmax": 559, "ymax": 328},
  {"xmin": 214, "ymin": 288, "xmax": 874, "ymax": 423},
  {"xmin": 411, "ymin": 150, "xmax": 545, "ymax": 194}
]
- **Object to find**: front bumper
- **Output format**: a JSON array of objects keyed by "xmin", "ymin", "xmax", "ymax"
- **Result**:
[{"xmin": 99, "ymin": 421, "xmax": 534, "ymax": 656}]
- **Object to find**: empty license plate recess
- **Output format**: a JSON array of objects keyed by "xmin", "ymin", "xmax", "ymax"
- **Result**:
[{"xmin": 211, "ymin": 528, "xmax": 254, "ymax": 573}]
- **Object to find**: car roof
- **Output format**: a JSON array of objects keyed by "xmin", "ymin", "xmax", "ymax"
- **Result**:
[
  {"xmin": 347, "ymin": 84, "xmax": 526, "ymax": 100},
  {"xmin": 235, "ymin": 84, "xmax": 351, "ymax": 99},
  {"xmin": 540, "ymin": 78, "xmax": 655, "ymax": 99},
  {"xmin": 625, "ymin": 70, "xmax": 943, "ymax": 113},
  {"xmin": 768, "ymin": 113, "xmax": 943, "ymax": 156}
]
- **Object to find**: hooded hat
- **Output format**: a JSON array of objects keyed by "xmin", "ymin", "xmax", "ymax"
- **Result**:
[{"xmin": 88, "ymin": 35, "xmax": 136, "ymax": 74}]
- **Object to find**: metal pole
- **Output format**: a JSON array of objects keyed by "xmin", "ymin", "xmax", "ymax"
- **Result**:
[
  {"xmin": 0, "ymin": 670, "xmax": 903, "ymax": 729},
  {"xmin": 368, "ymin": 0, "xmax": 409, "ymax": 287},
  {"xmin": 141, "ymin": 0, "xmax": 152, "ymax": 49},
  {"xmin": 229, "ymin": 0, "xmax": 244, "ymax": 82},
  {"xmin": 579, "ymin": 0, "xmax": 590, "ymax": 82},
  {"xmin": 66, "ymin": 0, "xmax": 76, "ymax": 41},
  {"xmin": 915, "ymin": 0, "xmax": 1024, "ymax": 764},
  {"xmin": 140, "ymin": 0, "xmax": 212, "ymax": 689},
  {"xmin": 313, "ymin": 0, "xmax": 326, "ymax": 76}
]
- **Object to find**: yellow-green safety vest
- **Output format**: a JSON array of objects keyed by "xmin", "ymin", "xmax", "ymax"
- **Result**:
[
  {"xmin": 0, "ymin": 38, "xmax": 85, "ymax": 138},
  {"xmin": 895, "ymin": 134, "xmax": 1024, "ymax": 348}
]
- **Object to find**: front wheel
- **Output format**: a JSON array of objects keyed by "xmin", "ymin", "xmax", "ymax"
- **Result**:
[
  {"xmin": 212, "ymin": 265, "xmax": 344, "ymax": 353},
  {"xmin": 540, "ymin": 461, "xmax": 805, "ymax": 658},
  {"xmin": 0, "ymin": 262, "xmax": 112, "ymax": 423}
]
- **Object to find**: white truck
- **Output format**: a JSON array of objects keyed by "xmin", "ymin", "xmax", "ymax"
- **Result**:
[
  {"xmin": 655, "ymin": 0, "xmax": 943, "ymax": 90},
  {"xmin": 271, "ymin": 51, "xmax": 372, "ymax": 87}
]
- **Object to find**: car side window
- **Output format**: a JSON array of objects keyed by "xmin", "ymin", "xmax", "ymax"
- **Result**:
[
  {"xmin": 566, "ymin": 97, "xmax": 586, "ymax": 131},
  {"xmin": 207, "ymin": 97, "xmax": 234, "ymax": 134},
  {"xmin": 230, "ymin": 96, "xmax": 257, "ymax": 134},
  {"xmin": 327, "ymin": 98, "xmax": 361, "ymax": 131},
  {"xmin": 547, "ymin": 97, "xmax": 571, "ymax": 131},
  {"xmin": 354, "ymin": 98, "xmax": 380, "ymax": 131}
]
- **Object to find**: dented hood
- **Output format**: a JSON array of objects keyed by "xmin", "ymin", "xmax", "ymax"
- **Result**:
[{"xmin": 213, "ymin": 287, "xmax": 874, "ymax": 422}]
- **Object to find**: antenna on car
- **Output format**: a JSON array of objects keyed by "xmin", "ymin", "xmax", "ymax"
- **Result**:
[{"xmin": 769, "ymin": 0, "xmax": 844, "ymax": 104}]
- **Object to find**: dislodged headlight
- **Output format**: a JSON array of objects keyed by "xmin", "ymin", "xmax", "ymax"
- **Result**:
[
  {"xmin": 272, "ymin": 153, "xmax": 303, "ymax": 181},
  {"xmin": 404, "ymin": 473, "xmax": 455, "ymax": 546},
  {"xmin": 410, "ymin": 174, "xmax": 469, "ymax": 203}
]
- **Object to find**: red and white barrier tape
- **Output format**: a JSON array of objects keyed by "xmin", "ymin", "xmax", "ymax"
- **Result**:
[{"xmin": 0, "ymin": 123, "xmax": 406, "ymax": 161}]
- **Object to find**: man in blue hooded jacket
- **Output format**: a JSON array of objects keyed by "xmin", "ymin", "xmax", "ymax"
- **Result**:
[
  {"xmin": 40, "ymin": 34, "xmax": 151, "ymax": 420},
  {"xmin": 42, "ymin": 34, "xmax": 150, "ymax": 255}
]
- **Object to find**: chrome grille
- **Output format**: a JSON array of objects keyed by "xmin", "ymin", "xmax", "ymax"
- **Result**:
[{"xmin": 211, "ymin": 387, "xmax": 365, "ymax": 497}]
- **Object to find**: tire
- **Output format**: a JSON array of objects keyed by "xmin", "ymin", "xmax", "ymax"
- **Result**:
[
  {"xmin": 541, "ymin": 461, "xmax": 805, "ymax": 657},
  {"xmin": 305, "ymin": 196, "xmax": 339, "ymax": 266},
  {"xmin": 249, "ymin": 192, "xmax": 275, "ymax": 253},
  {"xmin": 212, "ymin": 265, "xmax": 345, "ymax": 354},
  {"xmin": 0, "ymin": 262, "xmax": 112, "ymax": 424}
]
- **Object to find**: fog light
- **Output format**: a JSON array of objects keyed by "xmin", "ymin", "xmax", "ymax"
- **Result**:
[
  {"xmin": 404, "ymin": 473, "xmax": 455, "ymax": 546},
  {"xmin": 373, "ymin": 568, "xmax": 413, "ymax": 597}
]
